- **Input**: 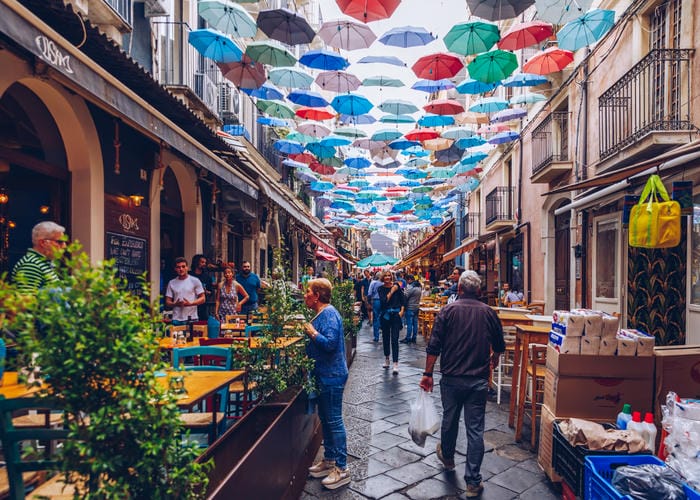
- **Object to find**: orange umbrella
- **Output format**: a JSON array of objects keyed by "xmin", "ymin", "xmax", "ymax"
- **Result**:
[
  {"xmin": 497, "ymin": 21, "xmax": 553, "ymax": 51},
  {"xmin": 523, "ymin": 47, "xmax": 574, "ymax": 75},
  {"xmin": 455, "ymin": 112, "xmax": 489, "ymax": 125},
  {"xmin": 295, "ymin": 107, "xmax": 336, "ymax": 120}
]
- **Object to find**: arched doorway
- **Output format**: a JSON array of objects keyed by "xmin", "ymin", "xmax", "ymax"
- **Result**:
[
  {"xmin": 554, "ymin": 202, "xmax": 571, "ymax": 310},
  {"xmin": 160, "ymin": 167, "xmax": 184, "ymax": 292},
  {"xmin": 0, "ymin": 83, "xmax": 69, "ymax": 273}
]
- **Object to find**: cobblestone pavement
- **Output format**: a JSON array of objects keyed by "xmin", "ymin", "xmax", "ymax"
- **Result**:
[{"xmin": 301, "ymin": 322, "xmax": 561, "ymax": 500}]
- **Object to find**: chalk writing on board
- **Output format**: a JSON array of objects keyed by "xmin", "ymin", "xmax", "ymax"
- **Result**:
[{"xmin": 106, "ymin": 232, "xmax": 147, "ymax": 294}]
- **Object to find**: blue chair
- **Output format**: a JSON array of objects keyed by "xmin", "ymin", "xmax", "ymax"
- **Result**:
[
  {"xmin": 172, "ymin": 346, "xmax": 233, "ymax": 443},
  {"xmin": 244, "ymin": 324, "xmax": 270, "ymax": 337}
]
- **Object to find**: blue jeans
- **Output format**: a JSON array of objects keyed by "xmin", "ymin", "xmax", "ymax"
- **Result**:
[
  {"xmin": 372, "ymin": 299, "xmax": 381, "ymax": 341},
  {"xmin": 405, "ymin": 309, "xmax": 418, "ymax": 341},
  {"xmin": 440, "ymin": 375, "xmax": 489, "ymax": 486},
  {"xmin": 316, "ymin": 381, "xmax": 347, "ymax": 468},
  {"xmin": 240, "ymin": 301, "xmax": 258, "ymax": 314}
]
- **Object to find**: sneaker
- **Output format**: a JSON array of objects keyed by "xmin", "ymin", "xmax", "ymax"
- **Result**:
[
  {"xmin": 465, "ymin": 482, "xmax": 484, "ymax": 497},
  {"xmin": 308, "ymin": 459, "xmax": 335, "ymax": 478},
  {"xmin": 321, "ymin": 466, "xmax": 350, "ymax": 490},
  {"xmin": 392, "ymin": 363, "xmax": 399, "ymax": 375},
  {"xmin": 436, "ymin": 442, "xmax": 455, "ymax": 471}
]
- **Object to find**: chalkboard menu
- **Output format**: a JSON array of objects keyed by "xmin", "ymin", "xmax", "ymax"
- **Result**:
[{"xmin": 106, "ymin": 232, "xmax": 148, "ymax": 294}]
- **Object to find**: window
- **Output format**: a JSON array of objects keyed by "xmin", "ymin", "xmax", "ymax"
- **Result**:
[
  {"xmin": 689, "ymin": 194, "xmax": 700, "ymax": 305},
  {"xmin": 595, "ymin": 219, "xmax": 618, "ymax": 299}
]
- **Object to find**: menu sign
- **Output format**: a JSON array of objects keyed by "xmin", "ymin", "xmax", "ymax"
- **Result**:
[{"xmin": 106, "ymin": 232, "xmax": 147, "ymax": 294}]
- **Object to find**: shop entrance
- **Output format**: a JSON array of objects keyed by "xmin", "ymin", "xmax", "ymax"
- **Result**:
[
  {"xmin": 554, "ymin": 210, "xmax": 571, "ymax": 310},
  {"xmin": 159, "ymin": 167, "xmax": 184, "ymax": 292}
]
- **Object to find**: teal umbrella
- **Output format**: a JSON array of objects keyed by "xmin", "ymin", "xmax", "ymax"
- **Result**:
[
  {"xmin": 356, "ymin": 253, "xmax": 398, "ymax": 268},
  {"xmin": 362, "ymin": 76, "xmax": 404, "ymax": 88},
  {"xmin": 509, "ymin": 93, "xmax": 547, "ymax": 105},
  {"xmin": 467, "ymin": 50, "xmax": 518, "ymax": 84},
  {"xmin": 444, "ymin": 21, "xmax": 500, "ymax": 56},
  {"xmin": 269, "ymin": 67, "xmax": 314, "ymax": 88},
  {"xmin": 557, "ymin": 9, "xmax": 615, "ymax": 51},
  {"xmin": 334, "ymin": 127, "xmax": 367, "ymax": 138},
  {"xmin": 379, "ymin": 114, "xmax": 415, "ymax": 124},
  {"xmin": 198, "ymin": 0, "xmax": 257, "ymax": 38},
  {"xmin": 244, "ymin": 41, "xmax": 296, "ymax": 67}
]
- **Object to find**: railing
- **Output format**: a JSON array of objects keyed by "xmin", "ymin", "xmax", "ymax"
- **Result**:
[
  {"xmin": 461, "ymin": 213, "xmax": 480, "ymax": 240},
  {"xmin": 485, "ymin": 187, "xmax": 514, "ymax": 226},
  {"xmin": 105, "ymin": 0, "xmax": 132, "ymax": 25},
  {"xmin": 599, "ymin": 48, "xmax": 694, "ymax": 160},
  {"xmin": 153, "ymin": 21, "xmax": 223, "ymax": 115},
  {"xmin": 531, "ymin": 111, "xmax": 569, "ymax": 176}
]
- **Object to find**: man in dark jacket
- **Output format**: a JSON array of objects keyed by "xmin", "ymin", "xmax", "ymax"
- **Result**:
[{"xmin": 419, "ymin": 270, "xmax": 505, "ymax": 498}]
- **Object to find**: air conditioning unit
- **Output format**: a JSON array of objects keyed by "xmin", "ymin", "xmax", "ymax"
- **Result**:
[
  {"xmin": 194, "ymin": 72, "xmax": 218, "ymax": 112},
  {"xmin": 218, "ymin": 82, "xmax": 240, "ymax": 121}
]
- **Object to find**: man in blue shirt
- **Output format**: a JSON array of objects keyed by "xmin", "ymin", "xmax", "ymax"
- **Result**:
[{"xmin": 237, "ymin": 261, "xmax": 265, "ymax": 314}]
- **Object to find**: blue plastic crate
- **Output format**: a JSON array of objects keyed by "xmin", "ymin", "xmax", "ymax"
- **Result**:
[{"xmin": 584, "ymin": 455, "xmax": 699, "ymax": 500}]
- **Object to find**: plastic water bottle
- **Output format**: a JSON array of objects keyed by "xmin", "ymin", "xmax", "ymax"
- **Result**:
[
  {"xmin": 616, "ymin": 403, "xmax": 633, "ymax": 430},
  {"xmin": 643, "ymin": 412, "xmax": 658, "ymax": 454},
  {"xmin": 627, "ymin": 412, "xmax": 649, "ymax": 450}
]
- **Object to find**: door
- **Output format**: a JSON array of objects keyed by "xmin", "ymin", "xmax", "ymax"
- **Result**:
[{"xmin": 554, "ymin": 211, "xmax": 570, "ymax": 310}]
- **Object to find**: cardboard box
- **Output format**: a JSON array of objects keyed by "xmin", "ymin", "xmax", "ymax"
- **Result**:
[
  {"xmin": 617, "ymin": 336, "xmax": 637, "ymax": 356},
  {"xmin": 580, "ymin": 336, "xmax": 601, "ymax": 355},
  {"xmin": 653, "ymin": 346, "xmax": 700, "ymax": 425},
  {"xmin": 544, "ymin": 346, "xmax": 654, "ymax": 419},
  {"xmin": 599, "ymin": 337, "xmax": 617, "ymax": 356},
  {"xmin": 538, "ymin": 404, "xmax": 562, "ymax": 483},
  {"xmin": 549, "ymin": 331, "xmax": 581, "ymax": 354}
]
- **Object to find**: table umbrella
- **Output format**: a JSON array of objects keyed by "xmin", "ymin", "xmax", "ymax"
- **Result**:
[
  {"xmin": 444, "ymin": 21, "xmax": 500, "ymax": 56},
  {"xmin": 296, "ymin": 122, "xmax": 331, "ymax": 137},
  {"xmin": 488, "ymin": 131, "xmax": 520, "ymax": 144},
  {"xmin": 318, "ymin": 19, "xmax": 377, "ymax": 50},
  {"xmin": 273, "ymin": 139, "xmax": 305, "ymax": 155},
  {"xmin": 269, "ymin": 67, "xmax": 314, "ymax": 88},
  {"xmin": 491, "ymin": 107, "xmax": 527, "ymax": 123},
  {"xmin": 442, "ymin": 127, "xmax": 475, "ymax": 140},
  {"xmin": 411, "ymin": 78, "xmax": 455, "ymax": 93},
  {"xmin": 371, "ymin": 129, "xmax": 403, "ymax": 142},
  {"xmin": 335, "ymin": 127, "xmax": 367, "ymax": 138},
  {"xmin": 466, "ymin": 0, "xmax": 535, "ymax": 21},
  {"xmin": 299, "ymin": 49, "xmax": 349, "ymax": 71},
  {"xmin": 535, "ymin": 0, "xmax": 593, "ymax": 25},
  {"xmin": 378, "ymin": 25, "xmax": 436, "ymax": 47},
  {"xmin": 523, "ymin": 47, "xmax": 574, "ymax": 75},
  {"xmin": 356, "ymin": 252, "xmax": 398, "ymax": 267},
  {"xmin": 287, "ymin": 89, "xmax": 329, "ymax": 108},
  {"xmin": 509, "ymin": 93, "xmax": 546, "ymax": 105},
  {"xmin": 331, "ymin": 93, "xmax": 374, "ymax": 116},
  {"xmin": 380, "ymin": 114, "xmax": 415, "ymax": 124},
  {"xmin": 295, "ymin": 107, "xmax": 335, "ymax": 121},
  {"xmin": 256, "ymin": 99, "xmax": 296, "ymax": 119},
  {"xmin": 418, "ymin": 114, "xmax": 454, "ymax": 127},
  {"xmin": 362, "ymin": 76, "xmax": 404, "ymax": 87},
  {"xmin": 468, "ymin": 49, "xmax": 518, "ymax": 83},
  {"xmin": 556, "ymin": 9, "xmax": 615, "ymax": 51},
  {"xmin": 256, "ymin": 8, "xmax": 316, "ymax": 46},
  {"xmin": 378, "ymin": 99, "xmax": 419, "ymax": 115},
  {"xmin": 456, "ymin": 136, "xmax": 487, "ymax": 148},
  {"xmin": 244, "ymin": 41, "xmax": 296, "ymax": 67},
  {"xmin": 198, "ymin": 0, "xmax": 257, "ymax": 38},
  {"xmin": 404, "ymin": 128, "xmax": 439, "ymax": 141},
  {"xmin": 336, "ymin": 0, "xmax": 401, "ymax": 24},
  {"xmin": 188, "ymin": 28, "xmax": 243, "ymax": 63},
  {"xmin": 357, "ymin": 55, "xmax": 406, "ymax": 66},
  {"xmin": 502, "ymin": 72, "xmax": 549, "ymax": 87},
  {"xmin": 316, "ymin": 71, "xmax": 362, "ymax": 92},
  {"xmin": 412, "ymin": 52, "xmax": 464, "ymax": 80},
  {"xmin": 218, "ymin": 58, "xmax": 266, "ymax": 88},
  {"xmin": 469, "ymin": 97, "xmax": 509, "ymax": 113},
  {"xmin": 243, "ymin": 82, "xmax": 284, "ymax": 100},
  {"xmin": 497, "ymin": 20, "xmax": 553, "ymax": 51},
  {"xmin": 455, "ymin": 78, "xmax": 500, "ymax": 94},
  {"xmin": 423, "ymin": 99, "xmax": 465, "ymax": 115}
]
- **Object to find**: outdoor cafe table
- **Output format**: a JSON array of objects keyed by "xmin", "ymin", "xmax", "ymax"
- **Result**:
[
  {"xmin": 158, "ymin": 336, "xmax": 303, "ymax": 350},
  {"xmin": 0, "ymin": 372, "xmax": 41, "ymax": 399},
  {"xmin": 508, "ymin": 324, "xmax": 551, "ymax": 437},
  {"xmin": 497, "ymin": 310, "xmax": 534, "ymax": 329}
]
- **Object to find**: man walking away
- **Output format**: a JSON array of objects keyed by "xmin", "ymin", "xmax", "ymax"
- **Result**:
[{"xmin": 419, "ymin": 270, "xmax": 505, "ymax": 498}]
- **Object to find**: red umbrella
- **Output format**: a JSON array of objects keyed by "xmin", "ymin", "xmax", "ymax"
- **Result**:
[
  {"xmin": 497, "ymin": 20, "xmax": 553, "ymax": 51},
  {"xmin": 523, "ymin": 47, "xmax": 574, "ymax": 75},
  {"xmin": 309, "ymin": 160, "xmax": 336, "ymax": 175},
  {"xmin": 218, "ymin": 57, "xmax": 266, "ymax": 89},
  {"xmin": 423, "ymin": 99, "xmax": 465, "ymax": 116},
  {"xmin": 476, "ymin": 123, "xmax": 510, "ymax": 134},
  {"xmin": 412, "ymin": 52, "xmax": 464, "ymax": 81},
  {"xmin": 295, "ymin": 107, "xmax": 336, "ymax": 120},
  {"xmin": 404, "ymin": 128, "xmax": 439, "ymax": 141},
  {"xmin": 289, "ymin": 153, "xmax": 316, "ymax": 164},
  {"xmin": 335, "ymin": 0, "xmax": 401, "ymax": 23}
]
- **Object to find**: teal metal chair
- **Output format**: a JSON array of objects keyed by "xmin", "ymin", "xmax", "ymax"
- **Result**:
[{"xmin": 243, "ymin": 324, "xmax": 270, "ymax": 337}]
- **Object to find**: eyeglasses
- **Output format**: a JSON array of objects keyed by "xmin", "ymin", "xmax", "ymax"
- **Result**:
[{"xmin": 44, "ymin": 238, "xmax": 67, "ymax": 245}]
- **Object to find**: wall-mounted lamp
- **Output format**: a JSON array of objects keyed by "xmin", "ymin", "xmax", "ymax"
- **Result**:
[
  {"xmin": 39, "ymin": 205, "xmax": 50, "ymax": 214},
  {"xmin": 0, "ymin": 189, "xmax": 8, "ymax": 205},
  {"xmin": 129, "ymin": 195, "xmax": 144, "ymax": 207}
]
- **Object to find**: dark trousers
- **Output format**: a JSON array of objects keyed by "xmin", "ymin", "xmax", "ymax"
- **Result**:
[
  {"xmin": 439, "ymin": 375, "xmax": 489, "ymax": 486},
  {"xmin": 380, "ymin": 314, "xmax": 401, "ymax": 362}
]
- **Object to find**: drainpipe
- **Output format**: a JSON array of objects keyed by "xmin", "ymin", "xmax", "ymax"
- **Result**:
[
  {"xmin": 580, "ymin": 58, "xmax": 589, "ymax": 308},
  {"xmin": 455, "ymin": 192, "xmax": 464, "ymax": 267}
]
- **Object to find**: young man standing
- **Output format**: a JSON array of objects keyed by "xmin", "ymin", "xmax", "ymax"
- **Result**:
[
  {"xmin": 237, "ymin": 261, "xmax": 264, "ymax": 314},
  {"xmin": 165, "ymin": 257, "xmax": 205, "ymax": 325}
]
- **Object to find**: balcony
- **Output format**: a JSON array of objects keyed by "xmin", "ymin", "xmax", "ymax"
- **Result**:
[
  {"xmin": 598, "ymin": 48, "xmax": 695, "ymax": 168},
  {"xmin": 85, "ymin": 0, "xmax": 132, "ymax": 40},
  {"xmin": 461, "ymin": 212, "xmax": 480, "ymax": 240},
  {"xmin": 485, "ymin": 187, "xmax": 515, "ymax": 231},
  {"xmin": 530, "ymin": 111, "xmax": 572, "ymax": 183}
]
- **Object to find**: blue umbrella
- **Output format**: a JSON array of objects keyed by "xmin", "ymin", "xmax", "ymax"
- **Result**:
[
  {"xmin": 332, "ymin": 189, "xmax": 357, "ymax": 197},
  {"xmin": 557, "ymin": 9, "xmax": 615, "ymax": 52},
  {"xmin": 406, "ymin": 146, "xmax": 430, "ymax": 157},
  {"xmin": 491, "ymin": 107, "xmax": 527, "ymax": 123},
  {"xmin": 287, "ymin": 89, "xmax": 329, "ymax": 108},
  {"xmin": 330, "ymin": 200, "xmax": 355, "ymax": 211},
  {"xmin": 399, "ymin": 180, "xmax": 421, "ymax": 187},
  {"xmin": 299, "ymin": 49, "xmax": 349, "ymax": 71},
  {"xmin": 401, "ymin": 169, "xmax": 428, "ymax": 179},
  {"xmin": 392, "ymin": 201, "xmax": 415, "ymax": 212},
  {"xmin": 469, "ymin": 97, "xmax": 509, "ymax": 113},
  {"xmin": 344, "ymin": 157, "xmax": 371, "ymax": 169},
  {"xmin": 371, "ymin": 129, "xmax": 403, "ymax": 142},
  {"xmin": 510, "ymin": 93, "xmax": 546, "ymax": 105},
  {"xmin": 389, "ymin": 139, "xmax": 420, "ymax": 150},
  {"xmin": 357, "ymin": 55, "xmax": 406, "ymax": 66},
  {"xmin": 502, "ymin": 72, "xmax": 549, "ymax": 87},
  {"xmin": 455, "ymin": 78, "xmax": 500, "ymax": 94},
  {"xmin": 418, "ymin": 114, "xmax": 454, "ymax": 127},
  {"xmin": 378, "ymin": 99, "xmax": 419, "ymax": 115},
  {"xmin": 488, "ymin": 131, "xmax": 520, "ymax": 144},
  {"xmin": 319, "ymin": 135, "xmax": 352, "ymax": 147},
  {"xmin": 348, "ymin": 179, "xmax": 370, "ymax": 188},
  {"xmin": 456, "ymin": 136, "xmax": 487, "ymax": 148},
  {"xmin": 331, "ymin": 93, "xmax": 373, "ymax": 116},
  {"xmin": 379, "ymin": 26, "xmax": 436, "ymax": 47},
  {"xmin": 411, "ymin": 78, "xmax": 456, "ymax": 93},
  {"xmin": 380, "ymin": 114, "xmax": 415, "ymax": 124},
  {"xmin": 306, "ymin": 143, "xmax": 336, "ymax": 158},
  {"xmin": 461, "ymin": 151, "xmax": 488, "ymax": 164},
  {"xmin": 442, "ymin": 127, "xmax": 475, "ymax": 140},
  {"xmin": 256, "ymin": 8, "xmax": 316, "ymax": 46},
  {"xmin": 188, "ymin": 28, "xmax": 243, "ymax": 63},
  {"xmin": 243, "ymin": 82, "xmax": 284, "ymax": 100},
  {"xmin": 310, "ymin": 181, "xmax": 335, "ymax": 192},
  {"xmin": 274, "ymin": 139, "xmax": 305, "ymax": 155},
  {"xmin": 269, "ymin": 67, "xmax": 314, "ymax": 88},
  {"xmin": 257, "ymin": 116, "xmax": 289, "ymax": 127},
  {"xmin": 340, "ymin": 113, "xmax": 376, "ymax": 125}
]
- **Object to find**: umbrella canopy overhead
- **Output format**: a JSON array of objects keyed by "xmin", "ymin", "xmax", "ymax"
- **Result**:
[
  {"xmin": 218, "ymin": 58, "xmax": 265, "ymax": 88},
  {"xmin": 188, "ymin": 29, "xmax": 243, "ymax": 63},
  {"xmin": 357, "ymin": 55, "xmax": 406, "ymax": 66},
  {"xmin": 556, "ymin": 9, "xmax": 615, "ymax": 51},
  {"xmin": 315, "ymin": 70, "xmax": 362, "ymax": 92},
  {"xmin": 509, "ymin": 92, "xmax": 546, "ymax": 105},
  {"xmin": 423, "ymin": 99, "xmax": 465, "ymax": 115},
  {"xmin": 378, "ymin": 25, "xmax": 436, "ymax": 47},
  {"xmin": 336, "ymin": 0, "xmax": 402, "ymax": 23},
  {"xmin": 356, "ymin": 252, "xmax": 398, "ymax": 267},
  {"xmin": 502, "ymin": 72, "xmax": 549, "ymax": 87},
  {"xmin": 380, "ymin": 114, "xmax": 415, "ymax": 124},
  {"xmin": 256, "ymin": 99, "xmax": 296, "ymax": 119},
  {"xmin": 497, "ymin": 20, "xmax": 553, "ymax": 51},
  {"xmin": 523, "ymin": 47, "xmax": 574, "ymax": 74},
  {"xmin": 491, "ymin": 107, "xmax": 527, "ymax": 123},
  {"xmin": 455, "ymin": 78, "xmax": 500, "ymax": 94},
  {"xmin": 362, "ymin": 75, "xmax": 404, "ymax": 87},
  {"xmin": 287, "ymin": 89, "xmax": 329, "ymax": 108},
  {"xmin": 198, "ymin": 0, "xmax": 257, "ymax": 38},
  {"xmin": 467, "ymin": 49, "xmax": 518, "ymax": 83},
  {"xmin": 535, "ymin": 0, "xmax": 593, "ymax": 24},
  {"xmin": 299, "ymin": 49, "xmax": 349, "ymax": 71},
  {"xmin": 256, "ymin": 8, "xmax": 316, "ymax": 45},
  {"xmin": 411, "ymin": 78, "xmax": 455, "ymax": 93},
  {"xmin": 318, "ymin": 19, "xmax": 377, "ymax": 50},
  {"xmin": 412, "ymin": 52, "xmax": 464, "ymax": 80},
  {"xmin": 296, "ymin": 107, "xmax": 336, "ymax": 121},
  {"xmin": 269, "ymin": 67, "xmax": 314, "ymax": 88},
  {"xmin": 466, "ymin": 0, "xmax": 535, "ymax": 21},
  {"xmin": 244, "ymin": 41, "xmax": 296, "ymax": 67},
  {"xmin": 469, "ymin": 97, "xmax": 509, "ymax": 113},
  {"xmin": 243, "ymin": 82, "xmax": 283, "ymax": 100},
  {"xmin": 378, "ymin": 99, "xmax": 419, "ymax": 115},
  {"xmin": 418, "ymin": 114, "xmax": 454, "ymax": 127},
  {"xmin": 331, "ymin": 93, "xmax": 374, "ymax": 116},
  {"xmin": 444, "ymin": 21, "xmax": 500, "ymax": 56},
  {"xmin": 296, "ymin": 122, "xmax": 332, "ymax": 137}
]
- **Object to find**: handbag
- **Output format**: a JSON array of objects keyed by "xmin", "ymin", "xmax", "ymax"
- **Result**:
[{"xmin": 629, "ymin": 174, "xmax": 681, "ymax": 248}]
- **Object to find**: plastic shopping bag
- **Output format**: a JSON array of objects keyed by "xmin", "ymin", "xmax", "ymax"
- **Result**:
[{"xmin": 408, "ymin": 389, "xmax": 441, "ymax": 447}]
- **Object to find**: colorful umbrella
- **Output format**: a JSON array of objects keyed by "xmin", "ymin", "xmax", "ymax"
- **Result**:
[
  {"xmin": 418, "ymin": 114, "xmax": 454, "ymax": 127},
  {"xmin": 317, "ymin": 19, "xmax": 377, "ymax": 50},
  {"xmin": 523, "ymin": 47, "xmax": 574, "ymax": 75},
  {"xmin": 411, "ymin": 78, "xmax": 455, "ymax": 93},
  {"xmin": 502, "ymin": 72, "xmax": 549, "ymax": 87},
  {"xmin": 556, "ymin": 9, "xmax": 615, "ymax": 51},
  {"xmin": 371, "ymin": 129, "xmax": 403, "ymax": 142},
  {"xmin": 460, "ymin": 151, "xmax": 488, "ymax": 164},
  {"xmin": 442, "ymin": 127, "xmax": 475, "ymax": 140},
  {"xmin": 311, "ymin": 181, "xmax": 335, "ymax": 192},
  {"xmin": 282, "ymin": 158, "xmax": 309, "ymax": 168},
  {"xmin": 476, "ymin": 123, "xmax": 510, "ymax": 134},
  {"xmin": 380, "ymin": 114, "xmax": 415, "ymax": 124},
  {"xmin": 306, "ymin": 142, "xmax": 337, "ymax": 159},
  {"xmin": 412, "ymin": 52, "xmax": 464, "ymax": 80},
  {"xmin": 336, "ymin": 0, "xmax": 401, "ymax": 24},
  {"xmin": 344, "ymin": 157, "xmax": 371, "ymax": 169},
  {"xmin": 467, "ymin": 49, "xmax": 518, "ymax": 83},
  {"xmin": 256, "ymin": 8, "xmax": 316, "ymax": 46},
  {"xmin": 330, "ymin": 93, "xmax": 374, "ymax": 116},
  {"xmin": 268, "ymin": 67, "xmax": 313, "ymax": 88},
  {"xmin": 320, "ymin": 135, "xmax": 352, "ymax": 147},
  {"xmin": 287, "ymin": 89, "xmax": 329, "ymax": 108},
  {"xmin": 257, "ymin": 116, "xmax": 289, "ymax": 127},
  {"xmin": 357, "ymin": 55, "xmax": 406, "ymax": 66},
  {"xmin": 468, "ymin": 97, "xmax": 509, "ymax": 113},
  {"xmin": 444, "ymin": 21, "xmax": 500, "ymax": 56},
  {"xmin": 491, "ymin": 107, "xmax": 527, "ymax": 123},
  {"xmin": 378, "ymin": 99, "xmax": 419, "ymax": 115},
  {"xmin": 455, "ymin": 112, "xmax": 490, "ymax": 125},
  {"xmin": 335, "ymin": 127, "xmax": 367, "ymax": 138},
  {"xmin": 242, "ymin": 82, "xmax": 283, "ymax": 100},
  {"xmin": 198, "ymin": 0, "xmax": 257, "ymax": 38},
  {"xmin": 434, "ymin": 145, "xmax": 464, "ymax": 164},
  {"xmin": 455, "ymin": 78, "xmax": 500, "ymax": 94},
  {"xmin": 488, "ymin": 131, "xmax": 520, "ymax": 144},
  {"xmin": 274, "ymin": 139, "xmax": 305, "ymax": 155},
  {"xmin": 422, "ymin": 137, "xmax": 452, "ymax": 151},
  {"xmin": 299, "ymin": 49, "xmax": 349, "ymax": 71},
  {"xmin": 388, "ymin": 139, "xmax": 420, "ymax": 150},
  {"xmin": 256, "ymin": 99, "xmax": 295, "ymax": 119},
  {"xmin": 286, "ymin": 131, "xmax": 316, "ymax": 144},
  {"xmin": 352, "ymin": 138, "xmax": 385, "ymax": 149},
  {"xmin": 362, "ymin": 76, "xmax": 404, "ymax": 87},
  {"xmin": 378, "ymin": 25, "xmax": 436, "ymax": 47},
  {"xmin": 423, "ymin": 99, "xmax": 465, "ymax": 116},
  {"xmin": 244, "ymin": 41, "xmax": 296, "ymax": 67},
  {"xmin": 535, "ymin": 0, "xmax": 593, "ymax": 25},
  {"xmin": 188, "ymin": 29, "xmax": 243, "ymax": 63},
  {"xmin": 455, "ymin": 136, "xmax": 487, "ymax": 148},
  {"xmin": 296, "ymin": 122, "xmax": 331, "ymax": 137},
  {"xmin": 497, "ymin": 20, "xmax": 553, "ymax": 51},
  {"xmin": 295, "ymin": 107, "xmax": 335, "ymax": 121},
  {"xmin": 509, "ymin": 93, "xmax": 546, "ymax": 105},
  {"xmin": 218, "ymin": 58, "xmax": 266, "ymax": 88},
  {"xmin": 315, "ymin": 71, "xmax": 362, "ymax": 92},
  {"xmin": 466, "ymin": 0, "xmax": 535, "ymax": 21}
]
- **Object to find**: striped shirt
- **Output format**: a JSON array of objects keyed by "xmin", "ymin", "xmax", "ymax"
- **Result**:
[{"xmin": 11, "ymin": 249, "xmax": 59, "ymax": 292}]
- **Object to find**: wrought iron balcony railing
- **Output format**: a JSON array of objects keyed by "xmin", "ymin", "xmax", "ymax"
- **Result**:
[
  {"xmin": 531, "ymin": 111, "xmax": 569, "ymax": 176},
  {"xmin": 599, "ymin": 48, "xmax": 694, "ymax": 160},
  {"xmin": 461, "ymin": 213, "xmax": 480, "ymax": 240},
  {"xmin": 485, "ymin": 187, "xmax": 514, "ymax": 226}
]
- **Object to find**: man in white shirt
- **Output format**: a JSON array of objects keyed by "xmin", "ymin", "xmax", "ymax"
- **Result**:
[{"xmin": 165, "ymin": 257, "xmax": 205, "ymax": 324}]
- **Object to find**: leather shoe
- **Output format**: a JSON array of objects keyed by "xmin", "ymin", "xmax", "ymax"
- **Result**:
[{"xmin": 399, "ymin": 338, "xmax": 409, "ymax": 344}]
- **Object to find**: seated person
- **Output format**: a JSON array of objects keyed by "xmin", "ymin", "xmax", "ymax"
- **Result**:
[{"xmin": 504, "ymin": 289, "xmax": 524, "ymax": 307}]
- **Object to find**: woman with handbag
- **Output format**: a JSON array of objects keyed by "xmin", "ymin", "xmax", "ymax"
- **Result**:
[{"xmin": 378, "ymin": 271, "xmax": 405, "ymax": 374}]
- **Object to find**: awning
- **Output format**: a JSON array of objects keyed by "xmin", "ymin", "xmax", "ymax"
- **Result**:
[
  {"xmin": 396, "ymin": 220, "xmax": 455, "ymax": 267},
  {"xmin": 315, "ymin": 250, "xmax": 338, "ymax": 262},
  {"xmin": 442, "ymin": 237, "xmax": 479, "ymax": 263},
  {"xmin": 337, "ymin": 252, "xmax": 356, "ymax": 266},
  {"xmin": 312, "ymin": 236, "xmax": 337, "ymax": 255}
]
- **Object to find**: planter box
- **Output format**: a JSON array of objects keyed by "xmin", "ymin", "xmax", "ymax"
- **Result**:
[
  {"xmin": 199, "ymin": 388, "xmax": 321, "ymax": 500},
  {"xmin": 346, "ymin": 337, "xmax": 355, "ymax": 369}
]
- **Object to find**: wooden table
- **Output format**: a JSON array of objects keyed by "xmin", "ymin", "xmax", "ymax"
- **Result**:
[
  {"xmin": 508, "ymin": 324, "xmax": 551, "ymax": 439},
  {"xmin": 159, "ymin": 336, "xmax": 303, "ymax": 350},
  {"xmin": 498, "ymin": 311, "xmax": 534, "ymax": 328},
  {"xmin": 0, "ymin": 372, "xmax": 41, "ymax": 399}
]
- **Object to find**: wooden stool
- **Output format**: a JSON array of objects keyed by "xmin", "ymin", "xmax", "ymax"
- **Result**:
[{"xmin": 521, "ymin": 344, "xmax": 547, "ymax": 450}]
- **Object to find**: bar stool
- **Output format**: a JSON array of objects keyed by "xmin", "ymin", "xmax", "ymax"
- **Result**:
[
  {"xmin": 493, "ymin": 331, "xmax": 516, "ymax": 405},
  {"xmin": 521, "ymin": 344, "xmax": 548, "ymax": 450}
]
